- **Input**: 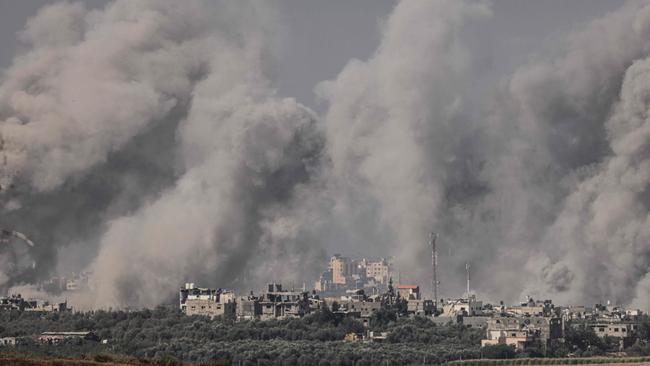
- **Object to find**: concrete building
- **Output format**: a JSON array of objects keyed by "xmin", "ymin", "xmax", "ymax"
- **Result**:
[
  {"xmin": 259, "ymin": 283, "xmax": 310, "ymax": 320},
  {"xmin": 185, "ymin": 298, "xmax": 235, "ymax": 319},
  {"xmin": 365, "ymin": 259, "xmax": 390, "ymax": 284},
  {"xmin": 0, "ymin": 294, "xmax": 69, "ymax": 313},
  {"xmin": 482, "ymin": 329, "xmax": 533, "ymax": 350},
  {"xmin": 506, "ymin": 298, "xmax": 554, "ymax": 317},
  {"xmin": 407, "ymin": 299, "xmax": 434, "ymax": 316},
  {"xmin": 590, "ymin": 322, "xmax": 637, "ymax": 339},
  {"xmin": 330, "ymin": 254, "xmax": 351, "ymax": 285},
  {"xmin": 396, "ymin": 284, "xmax": 420, "ymax": 300},
  {"xmin": 0, "ymin": 337, "xmax": 16, "ymax": 346},
  {"xmin": 442, "ymin": 295, "xmax": 484, "ymax": 317},
  {"xmin": 482, "ymin": 316, "xmax": 563, "ymax": 349},
  {"xmin": 179, "ymin": 283, "xmax": 235, "ymax": 319},
  {"xmin": 38, "ymin": 331, "xmax": 98, "ymax": 344},
  {"xmin": 236, "ymin": 295, "xmax": 262, "ymax": 321}
]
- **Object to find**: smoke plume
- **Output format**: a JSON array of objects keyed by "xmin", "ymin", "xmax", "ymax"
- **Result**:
[{"xmin": 3, "ymin": 0, "xmax": 650, "ymax": 309}]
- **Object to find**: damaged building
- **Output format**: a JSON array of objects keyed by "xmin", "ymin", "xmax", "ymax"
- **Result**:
[{"xmin": 179, "ymin": 283, "xmax": 235, "ymax": 319}]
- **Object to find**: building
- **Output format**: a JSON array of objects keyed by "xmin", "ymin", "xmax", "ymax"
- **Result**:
[
  {"xmin": 365, "ymin": 259, "xmax": 390, "ymax": 284},
  {"xmin": 319, "ymin": 254, "xmax": 394, "ymax": 292},
  {"xmin": 0, "ymin": 337, "xmax": 16, "ymax": 346},
  {"xmin": 396, "ymin": 285, "xmax": 420, "ymax": 300},
  {"xmin": 38, "ymin": 332, "xmax": 98, "ymax": 344},
  {"xmin": 482, "ymin": 329, "xmax": 533, "ymax": 350},
  {"xmin": 506, "ymin": 298, "xmax": 554, "ymax": 317},
  {"xmin": 590, "ymin": 322, "xmax": 637, "ymax": 339},
  {"xmin": 259, "ymin": 283, "xmax": 310, "ymax": 320},
  {"xmin": 24, "ymin": 300, "xmax": 69, "ymax": 313},
  {"xmin": 0, "ymin": 294, "xmax": 69, "ymax": 313},
  {"xmin": 442, "ymin": 295, "xmax": 484, "ymax": 317},
  {"xmin": 407, "ymin": 299, "xmax": 434, "ymax": 316},
  {"xmin": 179, "ymin": 283, "xmax": 235, "ymax": 319},
  {"xmin": 236, "ymin": 295, "xmax": 262, "ymax": 321},
  {"xmin": 330, "ymin": 254, "xmax": 350, "ymax": 285},
  {"xmin": 482, "ymin": 316, "xmax": 563, "ymax": 349}
]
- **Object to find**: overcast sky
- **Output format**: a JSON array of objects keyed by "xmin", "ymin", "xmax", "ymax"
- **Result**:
[{"xmin": 0, "ymin": 0, "xmax": 621, "ymax": 111}]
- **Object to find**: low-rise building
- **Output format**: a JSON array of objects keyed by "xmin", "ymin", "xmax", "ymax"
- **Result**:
[
  {"xmin": 482, "ymin": 329, "xmax": 533, "ymax": 350},
  {"xmin": 0, "ymin": 294, "xmax": 69, "ymax": 313},
  {"xmin": 38, "ymin": 331, "xmax": 98, "ymax": 344},
  {"xmin": 396, "ymin": 285, "xmax": 420, "ymax": 300},
  {"xmin": 0, "ymin": 337, "xmax": 16, "ymax": 346},
  {"xmin": 407, "ymin": 299, "xmax": 434, "ymax": 316},
  {"xmin": 442, "ymin": 295, "xmax": 483, "ymax": 317},
  {"xmin": 590, "ymin": 322, "xmax": 637, "ymax": 339},
  {"xmin": 482, "ymin": 316, "xmax": 563, "ymax": 350}
]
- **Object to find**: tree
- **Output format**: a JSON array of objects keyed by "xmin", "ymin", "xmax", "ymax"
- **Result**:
[{"xmin": 481, "ymin": 344, "xmax": 516, "ymax": 359}]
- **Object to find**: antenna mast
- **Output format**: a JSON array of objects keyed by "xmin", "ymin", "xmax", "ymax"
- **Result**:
[
  {"xmin": 466, "ymin": 262, "xmax": 471, "ymax": 297},
  {"xmin": 430, "ymin": 232, "xmax": 439, "ymax": 309}
]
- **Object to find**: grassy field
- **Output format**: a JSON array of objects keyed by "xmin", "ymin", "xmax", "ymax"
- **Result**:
[
  {"xmin": 0, "ymin": 354, "xmax": 228, "ymax": 366},
  {"xmin": 446, "ymin": 356, "xmax": 650, "ymax": 365}
]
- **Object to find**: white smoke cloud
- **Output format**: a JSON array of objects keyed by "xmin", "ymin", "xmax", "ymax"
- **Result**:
[
  {"xmin": 1, "ymin": 0, "xmax": 325, "ymax": 307},
  {"xmin": 4, "ymin": 0, "xmax": 650, "ymax": 310},
  {"xmin": 320, "ymin": 0, "xmax": 650, "ymax": 307},
  {"xmin": 318, "ymin": 0, "xmax": 493, "ymax": 283}
]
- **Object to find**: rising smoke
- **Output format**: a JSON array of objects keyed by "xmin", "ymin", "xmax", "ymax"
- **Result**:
[{"xmin": 2, "ymin": 0, "xmax": 650, "ymax": 309}]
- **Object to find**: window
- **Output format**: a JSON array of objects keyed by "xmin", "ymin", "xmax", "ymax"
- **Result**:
[
  {"xmin": 614, "ymin": 328, "xmax": 619, "ymax": 332},
  {"xmin": 599, "ymin": 328, "xmax": 605, "ymax": 332}
]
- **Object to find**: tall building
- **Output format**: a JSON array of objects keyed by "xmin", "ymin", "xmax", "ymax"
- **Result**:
[
  {"xmin": 365, "ymin": 258, "xmax": 390, "ymax": 284},
  {"xmin": 330, "ymin": 254, "xmax": 351, "ymax": 285}
]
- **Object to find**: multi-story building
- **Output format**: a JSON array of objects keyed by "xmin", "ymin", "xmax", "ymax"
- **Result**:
[
  {"xmin": 259, "ymin": 283, "xmax": 310, "ymax": 320},
  {"xmin": 365, "ymin": 259, "xmax": 390, "ymax": 284},
  {"xmin": 179, "ymin": 283, "xmax": 235, "ymax": 319},
  {"xmin": 322, "ymin": 254, "xmax": 393, "ymax": 290},
  {"xmin": 330, "ymin": 254, "xmax": 351, "ymax": 285},
  {"xmin": 236, "ymin": 295, "xmax": 262, "ymax": 321}
]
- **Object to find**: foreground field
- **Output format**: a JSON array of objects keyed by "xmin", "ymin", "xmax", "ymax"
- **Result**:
[{"xmin": 4, "ymin": 355, "xmax": 650, "ymax": 366}]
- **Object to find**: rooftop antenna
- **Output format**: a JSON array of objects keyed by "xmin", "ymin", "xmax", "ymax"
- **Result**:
[
  {"xmin": 430, "ymin": 232, "xmax": 439, "ymax": 308},
  {"xmin": 465, "ymin": 262, "xmax": 471, "ymax": 297}
]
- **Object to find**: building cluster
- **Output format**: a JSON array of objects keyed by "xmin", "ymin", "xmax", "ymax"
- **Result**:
[
  {"xmin": 433, "ymin": 295, "xmax": 644, "ymax": 352},
  {"xmin": 180, "ymin": 283, "xmax": 322, "ymax": 321},
  {"xmin": 177, "ymin": 274, "xmax": 647, "ymax": 352},
  {"xmin": 38, "ymin": 271, "xmax": 92, "ymax": 294},
  {"xmin": 179, "ymin": 280, "xmax": 436, "ymax": 326},
  {"xmin": 315, "ymin": 254, "xmax": 394, "ymax": 293},
  {"xmin": 0, "ymin": 294, "xmax": 69, "ymax": 313}
]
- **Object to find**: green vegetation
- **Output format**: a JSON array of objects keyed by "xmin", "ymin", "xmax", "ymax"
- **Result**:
[
  {"xmin": 0, "ymin": 306, "xmax": 482, "ymax": 365},
  {"xmin": 4, "ymin": 308, "xmax": 650, "ymax": 365}
]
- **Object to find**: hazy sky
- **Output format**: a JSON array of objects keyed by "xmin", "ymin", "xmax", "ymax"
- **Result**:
[{"xmin": 0, "ymin": 0, "xmax": 620, "ymax": 111}]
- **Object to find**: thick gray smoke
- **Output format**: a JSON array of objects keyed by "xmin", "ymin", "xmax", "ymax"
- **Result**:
[
  {"xmin": 320, "ymin": 0, "xmax": 650, "ymax": 307},
  {"xmin": 3, "ymin": 0, "xmax": 650, "ymax": 309},
  {"xmin": 0, "ymin": 0, "xmax": 325, "ymax": 307}
]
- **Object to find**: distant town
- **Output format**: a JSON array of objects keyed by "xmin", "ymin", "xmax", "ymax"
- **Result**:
[{"xmin": 1, "ymin": 252, "xmax": 645, "ymax": 353}]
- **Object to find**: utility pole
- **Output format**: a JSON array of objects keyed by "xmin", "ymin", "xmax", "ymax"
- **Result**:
[{"xmin": 430, "ymin": 232, "xmax": 439, "ymax": 311}]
